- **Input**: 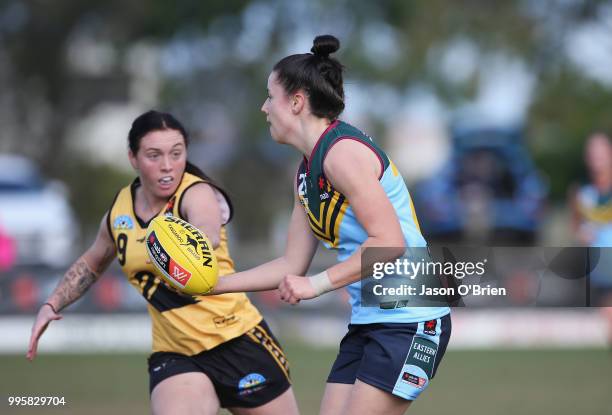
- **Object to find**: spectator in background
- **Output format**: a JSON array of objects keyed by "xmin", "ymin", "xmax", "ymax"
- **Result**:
[
  {"xmin": 571, "ymin": 133, "xmax": 612, "ymax": 246},
  {"xmin": 0, "ymin": 219, "xmax": 16, "ymax": 271},
  {"xmin": 570, "ymin": 132, "xmax": 612, "ymax": 346}
]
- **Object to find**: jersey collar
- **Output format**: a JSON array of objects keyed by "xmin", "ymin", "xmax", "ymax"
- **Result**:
[{"xmin": 304, "ymin": 120, "xmax": 339, "ymax": 175}]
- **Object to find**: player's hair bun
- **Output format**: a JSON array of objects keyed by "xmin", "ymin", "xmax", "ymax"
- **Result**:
[{"xmin": 311, "ymin": 35, "xmax": 340, "ymax": 58}]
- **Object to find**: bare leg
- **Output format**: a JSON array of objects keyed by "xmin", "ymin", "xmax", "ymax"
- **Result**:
[
  {"xmin": 151, "ymin": 372, "xmax": 220, "ymax": 415},
  {"xmin": 319, "ymin": 383, "xmax": 353, "ymax": 415},
  {"xmin": 603, "ymin": 306, "xmax": 612, "ymax": 348},
  {"xmin": 229, "ymin": 387, "xmax": 299, "ymax": 415},
  {"xmin": 342, "ymin": 380, "xmax": 411, "ymax": 415}
]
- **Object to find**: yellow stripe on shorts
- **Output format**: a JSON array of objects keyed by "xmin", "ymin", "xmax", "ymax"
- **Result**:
[{"xmin": 248, "ymin": 325, "xmax": 291, "ymax": 381}]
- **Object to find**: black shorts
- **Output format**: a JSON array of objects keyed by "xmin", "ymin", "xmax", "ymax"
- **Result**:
[
  {"xmin": 148, "ymin": 320, "xmax": 291, "ymax": 408},
  {"xmin": 327, "ymin": 314, "xmax": 451, "ymax": 400}
]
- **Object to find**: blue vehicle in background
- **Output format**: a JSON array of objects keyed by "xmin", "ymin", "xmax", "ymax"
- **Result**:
[{"xmin": 412, "ymin": 126, "xmax": 547, "ymax": 245}]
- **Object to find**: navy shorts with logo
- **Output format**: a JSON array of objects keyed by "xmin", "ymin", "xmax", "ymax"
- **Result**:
[
  {"xmin": 328, "ymin": 314, "xmax": 451, "ymax": 400},
  {"xmin": 148, "ymin": 320, "xmax": 291, "ymax": 408}
]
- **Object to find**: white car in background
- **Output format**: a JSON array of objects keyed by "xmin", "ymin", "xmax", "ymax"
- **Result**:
[{"xmin": 0, "ymin": 154, "xmax": 77, "ymax": 267}]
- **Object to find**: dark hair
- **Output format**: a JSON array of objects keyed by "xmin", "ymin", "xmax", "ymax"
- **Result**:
[
  {"xmin": 128, "ymin": 110, "xmax": 189, "ymax": 154},
  {"xmin": 273, "ymin": 34, "xmax": 344, "ymax": 120},
  {"xmin": 128, "ymin": 110, "xmax": 234, "ymax": 221}
]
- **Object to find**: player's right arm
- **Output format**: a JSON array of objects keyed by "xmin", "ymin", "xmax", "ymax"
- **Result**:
[
  {"xmin": 26, "ymin": 213, "xmax": 117, "ymax": 361},
  {"xmin": 212, "ymin": 192, "xmax": 318, "ymax": 294}
]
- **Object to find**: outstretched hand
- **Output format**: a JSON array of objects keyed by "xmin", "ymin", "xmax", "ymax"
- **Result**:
[
  {"xmin": 27, "ymin": 304, "xmax": 62, "ymax": 361},
  {"xmin": 278, "ymin": 275, "xmax": 317, "ymax": 305}
]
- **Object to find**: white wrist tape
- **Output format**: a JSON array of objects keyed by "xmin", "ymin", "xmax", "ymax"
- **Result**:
[{"xmin": 309, "ymin": 271, "xmax": 334, "ymax": 296}]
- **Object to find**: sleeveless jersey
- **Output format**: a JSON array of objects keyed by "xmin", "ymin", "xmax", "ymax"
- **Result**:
[
  {"xmin": 296, "ymin": 120, "xmax": 450, "ymax": 324},
  {"xmin": 575, "ymin": 184, "xmax": 612, "ymax": 287},
  {"xmin": 107, "ymin": 171, "xmax": 261, "ymax": 355},
  {"xmin": 576, "ymin": 184, "xmax": 612, "ymax": 247}
]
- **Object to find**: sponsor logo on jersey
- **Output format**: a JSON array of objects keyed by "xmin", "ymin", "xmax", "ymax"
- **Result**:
[
  {"xmin": 402, "ymin": 372, "xmax": 426, "ymax": 388},
  {"xmin": 423, "ymin": 319, "xmax": 437, "ymax": 336},
  {"xmin": 318, "ymin": 175, "xmax": 330, "ymax": 200},
  {"xmin": 113, "ymin": 215, "xmax": 134, "ymax": 230},
  {"xmin": 152, "ymin": 362, "xmax": 167, "ymax": 373},
  {"xmin": 164, "ymin": 196, "xmax": 176, "ymax": 216},
  {"xmin": 238, "ymin": 373, "xmax": 266, "ymax": 395},
  {"xmin": 213, "ymin": 314, "xmax": 239, "ymax": 328}
]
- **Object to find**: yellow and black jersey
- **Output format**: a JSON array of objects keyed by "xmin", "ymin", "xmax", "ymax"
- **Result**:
[{"xmin": 107, "ymin": 171, "xmax": 261, "ymax": 355}]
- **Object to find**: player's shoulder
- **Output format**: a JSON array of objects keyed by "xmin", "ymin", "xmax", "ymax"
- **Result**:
[
  {"xmin": 181, "ymin": 180, "xmax": 232, "ymax": 225},
  {"xmin": 341, "ymin": 120, "xmax": 364, "ymax": 135},
  {"xmin": 324, "ymin": 138, "xmax": 382, "ymax": 179},
  {"xmin": 182, "ymin": 171, "xmax": 207, "ymax": 185},
  {"xmin": 107, "ymin": 179, "xmax": 136, "ymax": 218},
  {"xmin": 181, "ymin": 181, "xmax": 216, "ymax": 201}
]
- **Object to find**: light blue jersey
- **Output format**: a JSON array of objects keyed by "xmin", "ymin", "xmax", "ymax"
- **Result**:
[
  {"xmin": 297, "ymin": 120, "xmax": 450, "ymax": 323},
  {"xmin": 576, "ymin": 184, "xmax": 612, "ymax": 288}
]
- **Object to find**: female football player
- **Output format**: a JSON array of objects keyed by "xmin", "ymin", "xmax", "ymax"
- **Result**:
[
  {"xmin": 213, "ymin": 35, "xmax": 451, "ymax": 415},
  {"xmin": 27, "ymin": 110, "xmax": 299, "ymax": 415},
  {"xmin": 570, "ymin": 132, "xmax": 612, "ymax": 344}
]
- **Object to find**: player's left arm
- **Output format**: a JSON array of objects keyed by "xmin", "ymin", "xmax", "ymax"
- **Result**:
[
  {"xmin": 180, "ymin": 182, "xmax": 223, "ymax": 249},
  {"xmin": 279, "ymin": 140, "xmax": 406, "ymax": 303}
]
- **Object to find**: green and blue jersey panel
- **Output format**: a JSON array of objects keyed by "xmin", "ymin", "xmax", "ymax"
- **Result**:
[{"xmin": 296, "ymin": 120, "xmax": 450, "ymax": 324}]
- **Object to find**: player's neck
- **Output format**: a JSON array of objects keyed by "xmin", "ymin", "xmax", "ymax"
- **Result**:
[
  {"xmin": 593, "ymin": 172, "xmax": 612, "ymax": 194},
  {"xmin": 294, "ymin": 117, "xmax": 332, "ymax": 160},
  {"xmin": 137, "ymin": 187, "xmax": 167, "ymax": 218}
]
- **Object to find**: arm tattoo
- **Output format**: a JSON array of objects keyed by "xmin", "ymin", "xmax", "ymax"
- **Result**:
[
  {"xmin": 99, "ymin": 245, "xmax": 117, "ymax": 271},
  {"xmin": 48, "ymin": 258, "xmax": 100, "ymax": 312}
]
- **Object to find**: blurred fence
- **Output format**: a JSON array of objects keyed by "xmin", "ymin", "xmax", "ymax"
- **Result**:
[
  {"xmin": 0, "ymin": 264, "xmax": 609, "ymax": 353},
  {"xmin": 0, "ymin": 265, "xmax": 146, "ymax": 315}
]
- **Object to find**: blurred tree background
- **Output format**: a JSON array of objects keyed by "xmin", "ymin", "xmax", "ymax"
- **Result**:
[{"xmin": 1, "ymin": 0, "xmax": 611, "ymax": 246}]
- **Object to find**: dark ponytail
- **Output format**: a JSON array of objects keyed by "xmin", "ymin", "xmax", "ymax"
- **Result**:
[
  {"xmin": 273, "ymin": 34, "xmax": 345, "ymax": 120},
  {"xmin": 310, "ymin": 34, "xmax": 339, "ymax": 58}
]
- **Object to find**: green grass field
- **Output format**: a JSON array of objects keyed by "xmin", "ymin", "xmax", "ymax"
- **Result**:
[{"xmin": 1, "ymin": 344, "xmax": 610, "ymax": 414}]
